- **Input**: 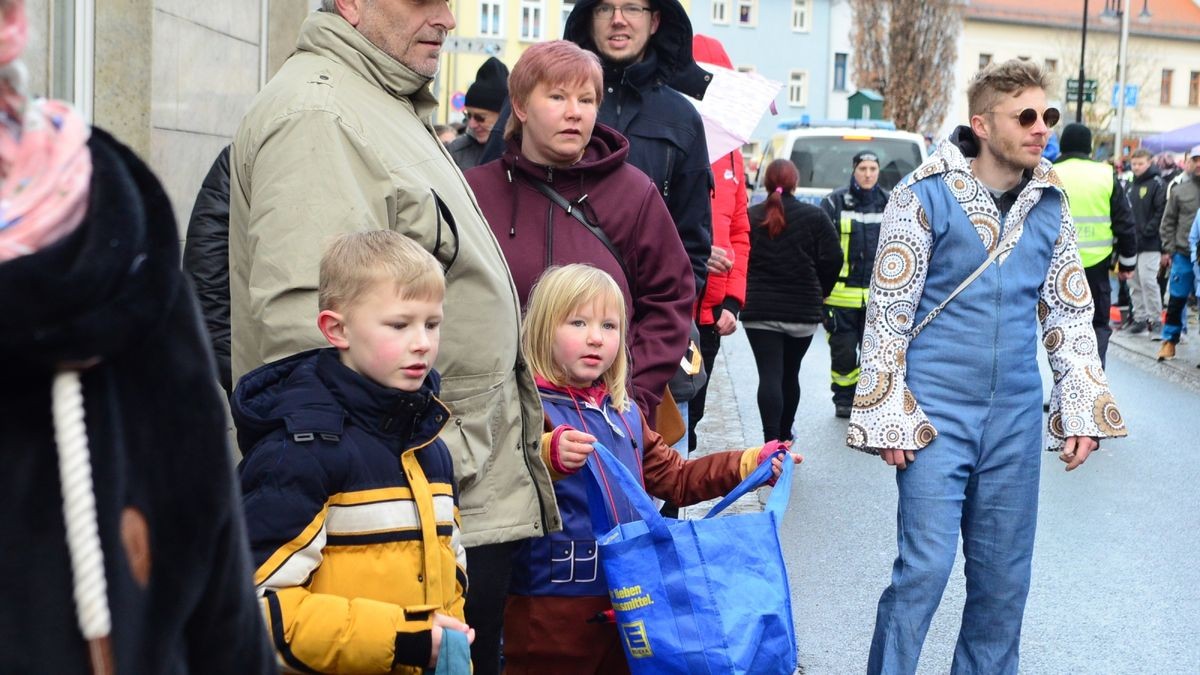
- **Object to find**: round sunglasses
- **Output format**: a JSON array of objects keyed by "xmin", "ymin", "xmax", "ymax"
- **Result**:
[{"xmin": 987, "ymin": 107, "xmax": 1061, "ymax": 128}]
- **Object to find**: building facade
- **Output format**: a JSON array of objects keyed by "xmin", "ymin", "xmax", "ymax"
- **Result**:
[
  {"xmin": 26, "ymin": 0, "xmax": 314, "ymax": 240},
  {"xmin": 949, "ymin": 0, "xmax": 1200, "ymax": 149}
]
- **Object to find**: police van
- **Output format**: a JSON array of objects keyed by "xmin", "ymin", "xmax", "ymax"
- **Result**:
[{"xmin": 750, "ymin": 119, "xmax": 928, "ymax": 205}]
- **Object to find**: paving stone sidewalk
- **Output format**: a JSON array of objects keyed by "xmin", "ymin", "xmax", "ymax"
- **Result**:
[
  {"xmin": 681, "ymin": 338, "xmax": 769, "ymax": 519},
  {"xmin": 1109, "ymin": 305, "xmax": 1200, "ymax": 393}
]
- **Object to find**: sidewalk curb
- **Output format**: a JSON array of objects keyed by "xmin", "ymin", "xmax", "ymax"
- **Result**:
[{"xmin": 1109, "ymin": 332, "xmax": 1200, "ymax": 394}]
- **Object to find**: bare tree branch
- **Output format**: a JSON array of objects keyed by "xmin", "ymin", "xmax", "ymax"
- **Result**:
[{"xmin": 851, "ymin": 0, "xmax": 963, "ymax": 134}]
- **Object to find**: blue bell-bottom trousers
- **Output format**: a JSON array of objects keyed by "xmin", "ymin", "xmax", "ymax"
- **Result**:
[{"xmin": 867, "ymin": 392, "xmax": 1043, "ymax": 675}]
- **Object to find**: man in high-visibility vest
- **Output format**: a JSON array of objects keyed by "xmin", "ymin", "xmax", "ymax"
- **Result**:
[
  {"xmin": 1053, "ymin": 123, "xmax": 1137, "ymax": 365},
  {"xmin": 820, "ymin": 151, "xmax": 889, "ymax": 418}
]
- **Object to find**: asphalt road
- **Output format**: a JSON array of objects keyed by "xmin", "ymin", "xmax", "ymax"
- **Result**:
[{"xmin": 694, "ymin": 326, "xmax": 1199, "ymax": 674}]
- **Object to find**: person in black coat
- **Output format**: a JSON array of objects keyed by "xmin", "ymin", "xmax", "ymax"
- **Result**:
[
  {"xmin": 182, "ymin": 145, "xmax": 233, "ymax": 394},
  {"xmin": 741, "ymin": 159, "xmax": 843, "ymax": 443},
  {"xmin": 1125, "ymin": 148, "xmax": 1168, "ymax": 334},
  {"xmin": 1, "ymin": 117, "xmax": 272, "ymax": 673}
]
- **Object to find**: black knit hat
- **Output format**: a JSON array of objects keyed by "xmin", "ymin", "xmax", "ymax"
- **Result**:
[
  {"xmin": 465, "ymin": 57, "xmax": 509, "ymax": 113},
  {"xmin": 852, "ymin": 150, "xmax": 879, "ymax": 168},
  {"xmin": 1059, "ymin": 123, "xmax": 1093, "ymax": 155}
]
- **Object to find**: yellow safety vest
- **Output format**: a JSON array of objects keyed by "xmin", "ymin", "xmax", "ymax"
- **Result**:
[
  {"xmin": 1056, "ymin": 158, "xmax": 1115, "ymax": 268},
  {"xmin": 826, "ymin": 209, "xmax": 881, "ymax": 308}
]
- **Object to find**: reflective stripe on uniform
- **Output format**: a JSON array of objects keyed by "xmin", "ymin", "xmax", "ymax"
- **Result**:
[
  {"xmin": 827, "ymin": 283, "xmax": 869, "ymax": 308},
  {"xmin": 831, "ymin": 367, "xmax": 861, "ymax": 387}
]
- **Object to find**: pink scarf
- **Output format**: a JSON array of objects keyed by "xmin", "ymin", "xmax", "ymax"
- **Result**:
[{"xmin": 0, "ymin": 0, "xmax": 91, "ymax": 263}]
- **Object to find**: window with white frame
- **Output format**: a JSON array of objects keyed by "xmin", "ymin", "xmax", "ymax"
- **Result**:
[
  {"xmin": 791, "ymin": 0, "xmax": 812, "ymax": 32},
  {"xmin": 788, "ymin": 70, "xmax": 808, "ymax": 107},
  {"xmin": 712, "ymin": 0, "xmax": 731, "ymax": 25},
  {"xmin": 737, "ymin": 0, "xmax": 757, "ymax": 26},
  {"xmin": 561, "ymin": 2, "xmax": 575, "ymax": 37},
  {"xmin": 520, "ymin": 0, "xmax": 545, "ymax": 41},
  {"xmin": 49, "ymin": 0, "xmax": 93, "ymax": 120},
  {"xmin": 480, "ymin": 1, "xmax": 503, "ymax": 38}
]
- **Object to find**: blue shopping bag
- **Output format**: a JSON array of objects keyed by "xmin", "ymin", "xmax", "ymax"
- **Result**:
[{"xmin": 584, "ymin": 443, "xmax": 797, "ymax": 674}]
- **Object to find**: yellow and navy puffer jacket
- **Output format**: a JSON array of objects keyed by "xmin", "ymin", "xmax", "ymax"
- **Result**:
[{"xmin": 233, "ymin": 348, "xmax": 465, "ymax": 674}]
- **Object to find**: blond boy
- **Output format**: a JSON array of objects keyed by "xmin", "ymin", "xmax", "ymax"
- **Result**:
[{"xmin": 233, "ymin": 231, "xmax": 472, "ymax": 673}]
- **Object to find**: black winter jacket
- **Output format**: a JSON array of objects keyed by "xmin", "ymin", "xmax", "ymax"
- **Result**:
[
  {"xmin": 1127, "ymin": 164, "xmax": 1167, "ymax": 253},
  {"xmin": 820, "ymin": 182, "xmax": 889, "ymax": 290},
  {"xmin": 741, "ymin": 195, "xmax": 843, "ymax": 324},
  {"xmin": 0, "ymin": 129, "xmax": 272, "ymax": 673},
  {"xmin": 182, "ymin": 146, "xmax": 233, "ymax": 394},
  {"xmin": 564, "ymin": 0, "xmax": 714, "ymax": 297}
]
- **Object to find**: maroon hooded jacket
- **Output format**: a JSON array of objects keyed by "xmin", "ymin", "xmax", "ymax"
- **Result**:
[{"xmin": 466, "ymin": 124, "xmax": 693, "ymax": 417}]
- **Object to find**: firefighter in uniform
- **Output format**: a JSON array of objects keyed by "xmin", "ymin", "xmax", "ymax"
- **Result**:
[
  {"xmin": 820, "ymin": 151, "xmax": 889, "ymax": 418},
  {"xmin": 1054, "ymin": 123, "xmax": 1137, "ymax": 365}
]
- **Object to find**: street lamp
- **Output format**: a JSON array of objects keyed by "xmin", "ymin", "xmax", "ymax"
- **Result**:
[
  {"xmin": 1076, "ymin": 0, "xmax": 1090, "ymax": 123},
  {"xmin": 1113, "ymin": 0, "xmax": 1132, "ymax": 163}
]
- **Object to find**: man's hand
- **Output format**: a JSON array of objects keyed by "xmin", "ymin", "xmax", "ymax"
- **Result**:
[
  {"xmin": 1058, "ymin": 435, "xmax": 1097, "ymax": 471},
  {"xmin": 880, "ymin": 448, "xmax": 916, "ymax": 470},
  {"xmin": 715, "ymin": 309, "xmax": 738, "ymax": 336},
  {"xmin": 558, "ymin": 429, "xmax": 597, "ymax": 471},
  {"xmin": 1117, "ymin": 269, "xmax": 1134, "ymax": 281},
  {"xmin": 706, "ymin": 245, "xmax": 734, "ymax": 275},
  {"xmin": 429, "ymin": 613, "xmax": 474, "ymax": 668},
  {"xmin": 1161, "ymin": 252, "xmax": 1172, "ymax": 270}
]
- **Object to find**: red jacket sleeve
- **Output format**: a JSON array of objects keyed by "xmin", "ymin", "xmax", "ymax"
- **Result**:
[{"xmin": 726, "ymin": 152, "xmax": 751, "ymax": 308}]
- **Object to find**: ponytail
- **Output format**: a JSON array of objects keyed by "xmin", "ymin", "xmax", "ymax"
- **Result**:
[{"xmin": 760, "ymin": 159, "xmax": 799, "ymax": 239}]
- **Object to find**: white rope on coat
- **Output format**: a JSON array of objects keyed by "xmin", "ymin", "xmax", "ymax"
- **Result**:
[{"xmin": 51, "ymin": 370, "xmax": 112, "ymax": 646}]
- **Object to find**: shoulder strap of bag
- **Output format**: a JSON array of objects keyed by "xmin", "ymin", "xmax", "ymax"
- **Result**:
[
  {"xmin": 909, "ymin": 219, "xmax": 1023, "ymax": 341},
  {"xmin": 520, "ymin": 175, "xmax": 633, "ymax": 287}
]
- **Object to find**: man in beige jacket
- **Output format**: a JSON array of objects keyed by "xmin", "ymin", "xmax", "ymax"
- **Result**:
[{"xmin": 228, "ymin": 3, "xmax": 559, "ymax": 672}]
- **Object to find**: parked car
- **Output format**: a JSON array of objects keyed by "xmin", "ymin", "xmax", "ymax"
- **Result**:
[{"xmin": 750, "ymin": 120, "xmax": 928, "ymax": 205}]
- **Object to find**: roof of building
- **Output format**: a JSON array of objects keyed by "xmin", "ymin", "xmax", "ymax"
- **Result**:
[{"xmin": 966, "ymin": 0, "xmax": 1200, "ymax": 41}]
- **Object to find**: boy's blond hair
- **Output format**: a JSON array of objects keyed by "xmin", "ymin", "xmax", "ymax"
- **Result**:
[
  {"xmin": 319, "ymin": 230, "xmax": 444, "ymax": 313},
  {"xmin": 967, "ymin": 59, "xmax": 1055, "ymax": 119},
  {"xmin": 521, "ymin": 264, "xmax": 630, "ymax": 412}
]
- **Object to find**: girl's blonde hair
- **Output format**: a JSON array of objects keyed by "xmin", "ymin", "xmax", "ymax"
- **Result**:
[{"xmin": 521, "ymin": 264, "xmax": 630, "ymax": 411}]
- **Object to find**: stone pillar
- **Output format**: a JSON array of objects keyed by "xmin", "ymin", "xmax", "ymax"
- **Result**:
[
  {"xmin": 93, "ymin": 0, "xmax": 154, "ymax": 159},
  {"xmin": 268, "ymin": 0, "xmax": 312, "ymax": 80}
]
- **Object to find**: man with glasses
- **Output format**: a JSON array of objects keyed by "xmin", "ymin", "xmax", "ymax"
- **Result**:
[
  {"xmin": 847, "ymin": 59, "xmax": 1126, "ymax": 674},
  {"xmin": 447, "ymin": 57, "xmax": 508, "ymax": 171},
  {"xmin": 1054, "ymin": 122, "xmax": 1137, "ymax": 364},
  {"xmin": 563, "ymin": 2, "xmax": 714, "ymax": 380},
  {"xmin": 228, "ymin": 3, "xmax": 561, "ymax": 673}
]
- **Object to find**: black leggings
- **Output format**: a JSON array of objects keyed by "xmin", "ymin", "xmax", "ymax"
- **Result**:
[{"xmin": 745, "ymin": 328, "xmax": 814, "ymax": 443}]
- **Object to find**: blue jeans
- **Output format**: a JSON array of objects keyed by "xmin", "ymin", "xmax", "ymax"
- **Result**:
[
  {"xmin": 670, "ymin": 401, "xmax": 689, "ymax": 457},
  {"xmin": 868, "ymin": 395, "xmax": 1042, "ymax": 675},
  {"xmin": 1161, "ymin": 253, "xmax": 1195, "ymax": 343}
]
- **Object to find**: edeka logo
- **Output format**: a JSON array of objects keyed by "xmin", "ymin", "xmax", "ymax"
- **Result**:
[{"xmin": 620, "ymin": 620, "xmax": 654, "ymax": 658}]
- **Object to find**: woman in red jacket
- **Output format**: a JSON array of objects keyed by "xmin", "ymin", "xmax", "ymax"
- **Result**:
[
  {"xmin": 687, "ymin": 35, "xmax": 751, "ymax": 453},
  {"xmin": 466, "ymin": 40, "xmax": 693, "ymax": 420}
]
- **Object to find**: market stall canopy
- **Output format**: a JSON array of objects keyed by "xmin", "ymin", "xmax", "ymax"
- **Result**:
[{"xmin": 1140, "ymin": 123, "xmax": 1200, "ymax": 154}]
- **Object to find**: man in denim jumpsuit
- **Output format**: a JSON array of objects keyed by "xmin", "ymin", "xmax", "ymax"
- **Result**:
[{"xmin": 846, "ymin": 60, "xmax": 1128, "ymax": 674}]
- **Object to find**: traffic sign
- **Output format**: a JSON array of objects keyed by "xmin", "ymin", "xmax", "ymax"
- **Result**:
[
  {"xmin": 1111, "ymin": 84, "xmax": 1139, "ymax": 107},
  {"xmin": 442, "ymin": 37, "xmax": 504, "ymax": 57},
  {"xmin": 1067, "ymin": 78, "xmax": 1098, "ymax": 103}
]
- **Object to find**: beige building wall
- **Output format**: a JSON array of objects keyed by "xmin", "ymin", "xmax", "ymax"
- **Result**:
[
  {"xmin": 22, "ymin": 1, "xmax": 311, "ymax": 239},
  {"xmin": 950, "ymin": 20, "xmax": 1200, "ymax": 143},
  {"xmin": 150, "ymin": 1, "xmax": 263, "ymax": 238}
]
